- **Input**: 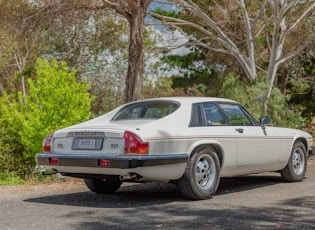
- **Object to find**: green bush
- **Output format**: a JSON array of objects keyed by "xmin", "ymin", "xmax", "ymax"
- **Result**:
[
  {"xmin": 222, "ymin": 74, "xmax": 305, "ymax": 128},
  {"xmin": 0, "ymin": 58, "xmax": 94, "ymax": 177},
  {"xmin": 0, "ymin": 171, "xmax": 25, "ymax": 186},
  {"xmin": 0, "ymin": 95, "xmax": 27, "ymax": 177}
]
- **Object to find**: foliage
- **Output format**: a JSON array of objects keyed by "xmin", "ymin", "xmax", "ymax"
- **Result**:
[
  {"xmin": 151, "ymin": 8, "xmax": 178, "ymax": 18},
  {"xmin": 161, "ymin": 50, "xmax": 221, "ymax": 96},
  {"xmin": 142, "ymin": 77, "xmax": 188, "ymax": 98},
  {"xmin": 0, "ymin": 33, "xmax": 15, "ymax": 71},
  {"xmin": 0, "ymin": 0, "xmax": 37, "ymax": 93},
  {"xmin": 34, "ymin": 5, "xmax": 130, "ymax": 114},
  {"xmin": 287, "ymin": 48, "xmax": 315, "ymax": 116},
  {"xmin": 222, "ymin": 74, "xmax": 305, "ymax": 129},
  {"xmin": 0, "ymin": 58, "xmax": 93, "ymax": 176},
  {"xmin": 0, "ymin": 95, "xmax": 27, "ymax": 176},
  {"xmin": 0, "ymin": 172, "xmax": 25, "ymax": 186},
  {"xmin": 153, "ymin": 0, "xmax": 315, "ymax": 114}
]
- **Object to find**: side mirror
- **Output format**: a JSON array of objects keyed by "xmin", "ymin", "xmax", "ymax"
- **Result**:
[{"xmin": 260, "ymin": 116, "xmax": 271, "ymax": 125}]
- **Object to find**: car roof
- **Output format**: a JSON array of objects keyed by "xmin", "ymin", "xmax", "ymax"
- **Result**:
[{"xmin": 130, "ymin": 97, "xmax": 237, "ymax": 104}]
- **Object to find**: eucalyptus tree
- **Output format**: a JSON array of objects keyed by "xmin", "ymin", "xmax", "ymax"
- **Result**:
[{"xmin": 151, "ymin": 0, "xmax": 315, "ymax": 113}]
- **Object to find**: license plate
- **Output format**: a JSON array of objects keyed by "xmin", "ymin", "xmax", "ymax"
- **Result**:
[
  {"xmin": 79, "ymin": 139, "xmax": 96, "ymax": 149},
  {"xmin": 72, "ymin": 138, "xmax": 103, "ymax": 150}
]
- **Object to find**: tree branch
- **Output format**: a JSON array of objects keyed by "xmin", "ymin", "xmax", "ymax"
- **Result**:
[
  {"xmin": 276, "ymin": 34, "xmax": 315, "ymax": 65},
  {"xmin": 287, "ymin": 2, "xmax": 315, "ymax": 32},
  {"xmin": 102, "ymin": 0, "xmax": 131, "ymax": 19},
  {"xmin": 187, "ymin": 37, "xmax": 231, "ymax": 55},
  {"xmin": 252, "ymin": 0, "xmax": 268, "ymax": 30}
]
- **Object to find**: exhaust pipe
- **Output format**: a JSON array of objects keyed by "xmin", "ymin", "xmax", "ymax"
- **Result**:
[{"xmin": 119, "ymin": 173, "xmax": 137, "ymax": 180}]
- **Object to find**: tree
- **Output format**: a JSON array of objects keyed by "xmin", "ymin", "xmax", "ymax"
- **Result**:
[
  {"xmin": 142, "ymin": 76, "xmax": 189, "ymax": 98},
  {"xmin": 287, "ymin": 45, "xmax": 315, "ymax": 119},
  {"xmin": 161, "ymin": 50, "xmax": 221, "ymax": 96},
  {"xmin": 33, "ymin": 3, "xmax": 130, "ymax": 114},
  {"xmin": 102, "ymin": 0, "xmax": 152, "ymax": 102},
  {"xmin": 0, "ymin": 0, "xmax": 38, "ymax": 95},
  {"xmin": 151, "ymin": 0, "xmax": 315, "ymax": 113},
  {"xmin": 24, "ymin": 0, "xmax": 152, "ymax": 103},
  {"xmin": 221, "ymin": 74, "xmax": 304, "ymax": 128}
]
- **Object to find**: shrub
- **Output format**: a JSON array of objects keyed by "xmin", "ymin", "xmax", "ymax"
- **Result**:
[
  {"xmin": 0, "ymin": 58, "xmax": 94, "ymax": 177},
  {"xmin": 222, "ymin": 74, "xmax": 305, "ymax": 128}
]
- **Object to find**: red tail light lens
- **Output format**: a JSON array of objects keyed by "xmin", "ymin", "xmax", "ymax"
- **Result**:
[
  {"xmin": 99, "ymin": 159, "xmax": 110, "ymax": 167},
  {"xmin": 42, "ymin": 132, "xmax": 54, "ymax": 152},
  {"xmin": 50, "ymin": 158, "xmax": 59, "ymax": 165},
  {"xmin": 124, "ymin": 131, "xmax": 149, "ymax": 154}
]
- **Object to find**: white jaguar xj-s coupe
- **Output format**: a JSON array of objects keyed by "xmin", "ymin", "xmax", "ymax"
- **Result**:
[{"xmin": 36, "ymin": 97, "xmax": 314, "ymax": 200}]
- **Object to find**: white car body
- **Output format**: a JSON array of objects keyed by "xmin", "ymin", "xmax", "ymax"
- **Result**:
[{"xmin": 36, "ymin": 97, "xmax": 314, "ymax": 199}]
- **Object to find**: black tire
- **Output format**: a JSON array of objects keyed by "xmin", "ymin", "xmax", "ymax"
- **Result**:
[
  {"xmin": 178, "ymin": 148, "xmax": 220, "ymax": 200},
  {"xmin": 280, "ymin": 141, "xmax": 307, "ymax": 182},
  {"xmin": 84, "ymin": 176, "xmax": 122, "ymax": 194}
]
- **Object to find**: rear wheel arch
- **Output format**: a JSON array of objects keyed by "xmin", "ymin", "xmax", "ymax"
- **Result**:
[
  {"xmin": 189, "ymin": 143, "xmax": 224, "ymax": 168},
  {"xmin": 294, "ymin": 137, "xmax": 308, "ymax": 152}
]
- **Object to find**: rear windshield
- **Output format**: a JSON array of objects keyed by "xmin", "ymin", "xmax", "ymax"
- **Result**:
[{"xmin": 112, "ymin": 101, "xmax": 179, "ymax": 120}]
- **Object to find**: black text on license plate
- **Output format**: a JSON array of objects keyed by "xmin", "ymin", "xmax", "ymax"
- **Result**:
[{"xmin": 72, "ymin": 138, "xmax": 103, "ymax": 150}]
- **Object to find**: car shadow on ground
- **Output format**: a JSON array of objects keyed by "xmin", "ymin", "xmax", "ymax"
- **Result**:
[
  {"xmin": 24, "ymin": 173, "xmax": 284, "ymax": 208},
  {"xmin": 217, "ymin": 173, "xmax": 283, "ymax": 195}
]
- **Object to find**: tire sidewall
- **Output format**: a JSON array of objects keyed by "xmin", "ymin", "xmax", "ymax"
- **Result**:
[
  {"xmin": 84, "ymin": 177, "xmax": 122, "ymax": 194},
  {"xmin": 288, "ymin": 142, "xmax": 307, "ymax": 181},
  {"xmin": 187, "ymin": 148, "xmax": 221, "ymax": 199}
]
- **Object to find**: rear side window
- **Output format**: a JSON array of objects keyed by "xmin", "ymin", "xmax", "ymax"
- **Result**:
[
  {"xmin": 204, "ymin": 103, "xmax": 227, "ymax": 126},
  {"xmin": 112, "ymin": 101, "xmax": 179, "ymax": 120},
  {"xmin": 190, "ymin": 103, "xmax": 227, "ymax": 127}
]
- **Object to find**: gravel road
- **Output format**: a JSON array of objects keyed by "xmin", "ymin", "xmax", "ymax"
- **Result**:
[{"xmin": 1, "ymin": 157, "xmax": 315, "ymax": 230}]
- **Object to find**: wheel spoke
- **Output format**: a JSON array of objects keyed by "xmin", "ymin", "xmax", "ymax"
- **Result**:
[
  {"xmin": 196, "ymin": 160, "xmax": 207, "ymax": 186},
  {"xmin": 196, "ymin": 166, "xmax": 204, "ymax": 183},
  {"xmin": 292, "ymin": 149, "xmax": 304, "ymax": 175},
  {"xmin": 195, "ymin": 157, "xmax": 215, "ymax": 188}
]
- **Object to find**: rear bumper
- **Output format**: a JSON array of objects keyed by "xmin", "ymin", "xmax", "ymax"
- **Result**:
[{"xmin": 35, "ymin": 153, "xmax": 189, "ymax": 169}]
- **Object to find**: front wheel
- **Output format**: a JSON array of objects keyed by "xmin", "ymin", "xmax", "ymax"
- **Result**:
[
  {"xmin": 178, "ymin": 148, "xmax": 220, "ymax": 200},
  {"xmin": 280, "ymin": 141, "xmax": 307, "ymax": 182},
  {"xmin": 84, "ymin": 176, "xmax": 122, "ymax": 194}
]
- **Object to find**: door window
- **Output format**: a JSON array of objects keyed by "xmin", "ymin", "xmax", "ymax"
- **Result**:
[{"xmin": 219, "ymin": 104, "xmax": 254, "ymax": 126}]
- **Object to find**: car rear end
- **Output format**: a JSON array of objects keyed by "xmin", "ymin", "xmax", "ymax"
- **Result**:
[{"xmin": 36, "ymin": 125, "xmax": 188, "ymax": 181}]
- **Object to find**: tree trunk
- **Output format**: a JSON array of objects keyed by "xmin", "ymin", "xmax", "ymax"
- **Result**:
[
  {"xmin": 264, "ymin": 1, "xmax": 287, "ymax": 115},
  {"xmin": 22, "ymin": 75, "xmax": 27, "ymax": 105},
  {"xmin": 280, "ymin": 65, "xmax": 289, "ymax": 94},
  {"xmin": 125, "ymin": 9, "xmax": 145, "ymax": 103}
]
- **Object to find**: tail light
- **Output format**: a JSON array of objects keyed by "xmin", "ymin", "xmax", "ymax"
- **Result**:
[
  {"xmin": 42, "ymin": 132, "xmax": 54, "ymax": 152},
  {"xmin": 124, "ymin": 131, "xmax": 149, "ymax": 154}
]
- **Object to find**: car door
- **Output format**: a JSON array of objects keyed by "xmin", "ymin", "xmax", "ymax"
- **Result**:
[{"xmin": 218, "ymin": 103, "xmax": 282, "ymax": 167}]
